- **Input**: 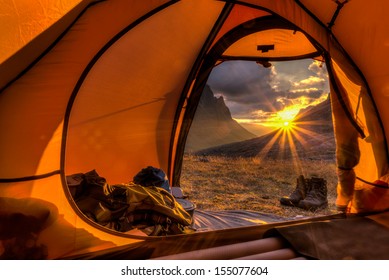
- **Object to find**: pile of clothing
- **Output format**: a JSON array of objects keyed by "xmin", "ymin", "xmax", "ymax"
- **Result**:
[{"xmin": 66, "ymin": 167, "xmax": 194, "ymax": 236}]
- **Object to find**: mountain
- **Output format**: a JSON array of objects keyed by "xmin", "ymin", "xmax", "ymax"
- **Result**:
[
  {"xmin": 294, "ymin": 96, "xmax": 333, "ymax": 134},
  {"xmin": 196, "ymin": 96, "xmax": 336, "ymax": 162},
  {"xmin": 240, "ymin": 122, "xmax": 274, "ymax": 136},
  {"xmin": 185, "ymin": 85, "xmax": 256, "ymax": 152}
]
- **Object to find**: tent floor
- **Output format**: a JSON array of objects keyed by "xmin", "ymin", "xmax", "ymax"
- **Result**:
[
  {"xmin": 64, "ymin": 210, "xmax": 389, "ymax": 260},
  {"xmin": 265, "ymin": 211, "xmax": 389, "ymax": 260}
]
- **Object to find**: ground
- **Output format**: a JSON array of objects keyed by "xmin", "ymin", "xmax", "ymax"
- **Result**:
[{"xmin": 180, "ymin": 154, "xmax": 339, "ymax": 219}]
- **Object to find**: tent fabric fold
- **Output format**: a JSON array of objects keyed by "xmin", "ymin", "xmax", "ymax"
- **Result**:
[
  {"xmin": 1, "ymin": 0, "xmax": 389, "ymax": 259},
  {"xmin": 265, "ymin": 212, "xmax": 389, "ymax": 260}
]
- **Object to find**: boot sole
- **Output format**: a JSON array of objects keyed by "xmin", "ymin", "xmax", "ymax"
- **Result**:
[
  {"xmin": 297, "ymin": 201, "xmax": 328, "ymax": 211},
  {"xmin": 280, "ymin": 198, "xmax": 300, "ymax": 207}
]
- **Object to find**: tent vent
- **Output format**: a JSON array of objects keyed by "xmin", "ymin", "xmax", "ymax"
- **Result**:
[{"xmin": 257, "ymin": 44, "xmax": 274, "ymax": 53}]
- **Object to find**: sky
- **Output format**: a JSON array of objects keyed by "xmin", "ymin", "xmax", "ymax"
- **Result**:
[{"xmin": 206, "ymin": 59, "xmax": 330, "ymax": 134}]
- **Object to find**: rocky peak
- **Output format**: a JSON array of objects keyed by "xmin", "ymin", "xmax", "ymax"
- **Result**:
[{"xmin": 185, "ymin": 85, "xmax": 255, "ymax": 152}]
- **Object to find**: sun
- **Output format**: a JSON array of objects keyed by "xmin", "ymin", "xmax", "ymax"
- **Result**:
[
  {"xmin": 281, "ymin": 120, "xmax": 294, "ymax": 130},
  {"xmin": 249, "ymin": 105, "xmax": 300, "ymax": 130},
  {"xmin": 276, "ymin": 108, "xmax": 298, "ymax": 130}
]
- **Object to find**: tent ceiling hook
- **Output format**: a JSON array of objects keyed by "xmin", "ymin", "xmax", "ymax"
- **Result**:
[{"xmin": 328, "ymin": 0, "xmax": 349, "ymax": 30}]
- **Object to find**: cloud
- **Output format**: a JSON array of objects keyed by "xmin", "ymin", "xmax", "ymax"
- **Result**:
[
  {"xmin": 207, "ymin": 61, "xmax": 271, "ymax": 101},
  {"xmin": 206, "ymin": 59, "xmax": 329, "ymax": 122},
  {"xmin": 207, "ymin": 61, "xmax": 287, "ymax": 117}
]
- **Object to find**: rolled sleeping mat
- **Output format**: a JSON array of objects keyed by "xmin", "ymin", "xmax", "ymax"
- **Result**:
[
  {"xmin": 233, "ymin": 248, "xmax": 298, "ymax": 260},
  {"xmin": 151, "ymin": 237, "xmax": 287, "ymax": 260}
]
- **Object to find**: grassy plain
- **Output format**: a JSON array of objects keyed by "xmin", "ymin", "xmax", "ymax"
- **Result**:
[{"xmin": 180, "ymin": 154, "xmax": 338, "ymax": 218}]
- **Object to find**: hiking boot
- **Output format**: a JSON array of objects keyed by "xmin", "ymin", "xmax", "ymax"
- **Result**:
[
  {"xmin": 298, "ymin": 177, "xmax": 328, "ymax": 211},
  {"xmin": 280, "ymin": 175, "xmax": 309, "ymax": 207}
]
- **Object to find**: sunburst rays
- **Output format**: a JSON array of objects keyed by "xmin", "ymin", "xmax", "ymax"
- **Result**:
[{"xmin": 254, "ymin": 115, "xmax": 329, "ymax": 174}]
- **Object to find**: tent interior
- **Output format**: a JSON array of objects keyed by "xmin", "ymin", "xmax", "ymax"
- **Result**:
[{"xmin": 2, "ymin": 0, "xmax": 389, "ymax": 260}]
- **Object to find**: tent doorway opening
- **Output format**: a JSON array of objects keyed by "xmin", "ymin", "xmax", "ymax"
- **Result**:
[{"xmin": 181, "ymin": 59, "xmax": 338, "ymax": 220}]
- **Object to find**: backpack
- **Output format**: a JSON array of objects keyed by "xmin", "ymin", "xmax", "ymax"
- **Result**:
[{"xmin": 132, "ymin": 166, "xmax": 171, "ymax": 193}]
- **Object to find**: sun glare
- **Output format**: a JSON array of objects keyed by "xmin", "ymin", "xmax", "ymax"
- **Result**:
[
  {"xmin": 273, "ymin": 107, "xmax": 299, "ymax": 130},
  {"xmin": 281, "ymin": 120, "xmax": 294, "ymax": 130},
  {"xmin": 277, "ymin": 108, "xmax": 299, "ymax": 122}
]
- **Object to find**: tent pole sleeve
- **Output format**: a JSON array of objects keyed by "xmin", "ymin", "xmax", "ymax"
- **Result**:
[
  {"xmin": 170, "ymin": 2, "xmax": 234, "ymax": 186},
  {"xmin": 326, "ymin": 56, "xmax": 361, "ymax": 212}
]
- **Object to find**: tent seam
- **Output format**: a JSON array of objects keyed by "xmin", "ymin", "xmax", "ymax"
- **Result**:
[
  {"xmin": 0, "ymin": 0, "xmax": 105, "ymax": 94},
  {"xmin": 0, "ymin": 170, "xmax": 61, "ymax": 183},
  {"xmin": 170, "ymin": 1, "xmax": 234, "ymax": 186}
]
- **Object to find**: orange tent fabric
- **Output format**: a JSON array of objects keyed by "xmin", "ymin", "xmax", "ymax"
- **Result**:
[{"xmin": 1, "ymin": 0, "xmax": 389, "ymax": 259}]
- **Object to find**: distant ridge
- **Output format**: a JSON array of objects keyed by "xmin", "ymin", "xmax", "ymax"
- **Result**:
[
  {"xmin": 196, "ymin": 96, "xmax": 336, "ymax": 162},
  {"xmin": 185, "ymin": 85, "xmax": 256, "ymax": 152}
]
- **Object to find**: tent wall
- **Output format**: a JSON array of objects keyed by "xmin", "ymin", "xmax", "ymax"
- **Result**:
[
  {"xmin": 0, "ymin": 0, "xmax": 95, "ymax": 90},
  {"xmin": 1, "ymin": 0, "xmax": 389, "ymax": 259},
  {"xmin": 0, "ymin": 0, "xmax": 182, "ymax": 259},
  {"xmin": 298, "ymin": 0, "xmax": 389, "ymax": 179},
  {"xmin": 65, "ymin": 0, "xmax": 225, "ymax": 183},
  {"xmin": 0, "ymin": 177, "xmax": 144, "ymax": 259},
  {"xmin": 0, "ymin": 0, "xmax": 172, "ymax": 180},
  {"xmin": 299, "ymin": 1, "xmax": 389, "ymax": 151},
  {"xmin": 209, "ymin": 4, "xmax": 271, "ymax": 50}
]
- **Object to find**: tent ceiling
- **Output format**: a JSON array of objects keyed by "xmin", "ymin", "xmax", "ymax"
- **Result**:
[
  {"xmin": 298, "ymin": 0, "xmax": 339, "ymax": 28},
  {"xmin": 222, "ymin": 29, "xmax": 319, "ymax": 60},
  {"xmin": 1, "ymin": 0, "xmax": 389, "ymax": 260},
  {"xmin": 0, "ymin": 0, "xmax": 96, "ymax": 90},
  {"xmin": 0, "ymin": 0, "xmax": 85, "ymax": 63}
]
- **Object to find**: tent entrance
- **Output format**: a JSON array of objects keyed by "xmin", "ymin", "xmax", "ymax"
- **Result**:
[
  {"xmin": 171, "ymin": 15, "xmax": 327, "ymax": 184},
  {"xmin": 177, "ymin": 15, "xmax": 338, "ymax": 224},
  {"xmin": 180, "ymin": 58, "xmax": 337, "ymax": 223}
]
